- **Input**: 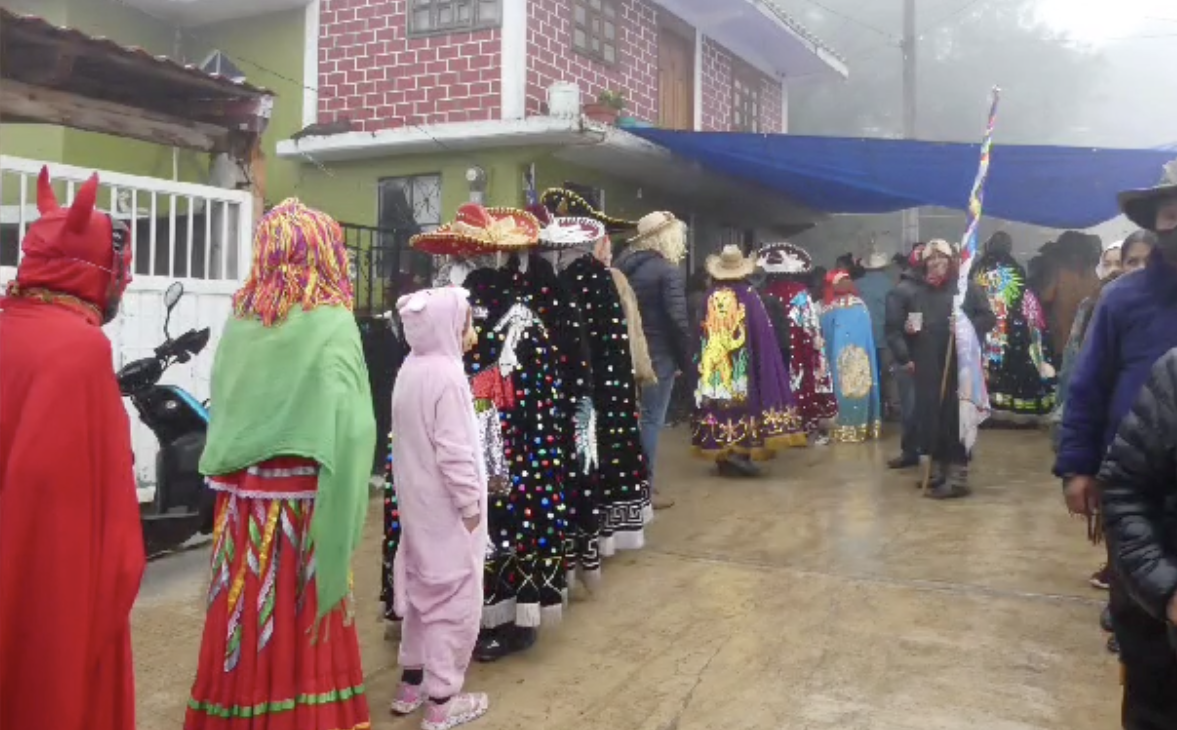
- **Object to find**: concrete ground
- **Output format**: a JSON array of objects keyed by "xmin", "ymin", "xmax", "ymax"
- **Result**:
[{"xmin": 132, "ymin": 426, "xmax": 1119, "ymax": 730}]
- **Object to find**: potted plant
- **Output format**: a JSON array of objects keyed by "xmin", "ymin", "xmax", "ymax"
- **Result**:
[{"xmin": 583, "ymin": 90, "xmax": 627, "ymax": 124}]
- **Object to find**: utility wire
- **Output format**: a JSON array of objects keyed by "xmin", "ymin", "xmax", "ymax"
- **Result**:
[
  {"xmin": 918, "ymin": 0, "xmax": 991, "ymax": 38},
  {"xmin": 793, "ymin": 0, "xmax": 900, "ymax": 41}
]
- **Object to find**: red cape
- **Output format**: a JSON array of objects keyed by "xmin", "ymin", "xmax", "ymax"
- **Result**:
[{"xmin": 0, "ymin": 297, "xmax": 145, "ymax": 730}]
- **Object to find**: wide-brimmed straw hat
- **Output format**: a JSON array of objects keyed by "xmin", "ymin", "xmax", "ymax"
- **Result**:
[
  {"xmin": 755, "ymin": 241, "xmax": 812, "ymax": 275},
  {"xmin": 706, "ymin": 244, "xmax": 756, "ymax": 281},
  {"xmin": 1118, "ymin": 159, "xmax": 1177, "ymax": 232},
  {"xmin": 539, "ymin": 188, "xmax": 636, "ymax": 233},
  {"xmin": 410, "ymin": 203, "xmax": 540, "ymax": 256},
  {"xmin": 628, "ymin": 211, "xmax": 681, "ymax": 245}
]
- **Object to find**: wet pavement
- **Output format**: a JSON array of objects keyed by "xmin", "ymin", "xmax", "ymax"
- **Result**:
[{"xmin": 131, "ymin": 426, "xmax": 1119, "ymax": 729}]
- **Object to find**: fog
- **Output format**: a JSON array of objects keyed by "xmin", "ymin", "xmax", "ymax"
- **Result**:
[{"xmin": 769, "ymin": 0, "xmax": 1177, "ymax": 262}]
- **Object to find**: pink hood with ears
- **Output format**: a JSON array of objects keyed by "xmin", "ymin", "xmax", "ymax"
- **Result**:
[{"xmin": 397, "ymin": 287, "xmax": 470, "ymax": 359}]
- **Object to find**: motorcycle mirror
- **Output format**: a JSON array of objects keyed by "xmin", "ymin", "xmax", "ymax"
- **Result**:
[
  {"xmin": 163, "ymin": 282, "xmax": 184, "ymax": 340},
  {"xmin": 164, "ymin": 282, "xmax": 184, "ymax": 310}
]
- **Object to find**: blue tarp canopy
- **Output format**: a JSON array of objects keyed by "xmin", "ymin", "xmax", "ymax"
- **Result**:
[{"xmin": 628, "ymin": 129, "xmax": 1173, "ymax": 230}]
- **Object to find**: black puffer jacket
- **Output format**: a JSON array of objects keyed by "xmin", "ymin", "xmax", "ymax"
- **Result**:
[
  {"xmin": 1098, "ymin": 349, "xmax": 1177, "ymax": 623},
  {"xmin": 616, "ymin": 249, "xmax": 692, "ymax": 378}
]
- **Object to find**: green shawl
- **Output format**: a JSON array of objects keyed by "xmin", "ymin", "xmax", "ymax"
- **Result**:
[{"xmin": 199, "ymin": 305, "xmax": 375, "ymax": 620}]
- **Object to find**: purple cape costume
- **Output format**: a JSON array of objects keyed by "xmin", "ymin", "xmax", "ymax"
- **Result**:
[{"xmin": 692, "ymin": 281, "xmax": 805, "ymax": 459}]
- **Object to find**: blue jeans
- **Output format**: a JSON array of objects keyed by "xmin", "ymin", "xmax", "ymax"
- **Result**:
[
  {"xmin": 639, "ymin": 374, "xmax": 678, "ymax": 487},
  {"xmin": 894, "ymin": 364, "xmax": 918, "ymax": 457}
]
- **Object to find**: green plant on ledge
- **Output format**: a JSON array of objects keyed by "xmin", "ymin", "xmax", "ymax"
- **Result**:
[{"xmin": 597, "ymin": 90, "xmax": 628, "ymax": 112}]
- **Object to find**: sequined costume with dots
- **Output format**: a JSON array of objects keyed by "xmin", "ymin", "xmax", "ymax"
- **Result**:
[
  {"xmin": 464, "ymin": 265, "xmax": 569, "ymax": 627},
  {"xmin": 520, "ymin": 254, "xmax": 603, "ymax": 587},
  {"xmin": 558, "ymin": 253, "xmax": 651, "ymax": 552}
]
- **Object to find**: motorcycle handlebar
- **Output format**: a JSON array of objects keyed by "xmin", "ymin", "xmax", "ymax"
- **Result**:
[
  {"xmin": 155, "ymin": 327, "xmax": 211, "ymax": 359},
  {"xmin": 122, "ymin": 328, "xmax": 211, "ymax": 394}
]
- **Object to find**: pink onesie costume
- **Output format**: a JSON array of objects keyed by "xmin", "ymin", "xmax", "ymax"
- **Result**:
[{"xmin": 391, "ymin": 287, "xmax": 487, "ymax": 702}]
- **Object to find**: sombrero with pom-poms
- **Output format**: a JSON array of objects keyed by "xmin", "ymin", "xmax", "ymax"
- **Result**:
[
  {"xmin": 539, "ymin": 188, "xmax": 637, "ymax": 233},
  {"xmin": 409, "ymin": 203, "xmax": 541, "ymax": 256}
]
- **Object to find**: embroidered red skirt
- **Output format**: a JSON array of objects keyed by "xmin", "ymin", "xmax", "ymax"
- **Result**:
[{"xmin": 185, "ymin": 456, "xmax": 370, "ymax": 730}]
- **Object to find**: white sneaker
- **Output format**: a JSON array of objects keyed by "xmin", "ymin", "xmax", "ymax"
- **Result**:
[{"xmin": 421, "ymin": 693, "xmax": 489, "ymax": 730}]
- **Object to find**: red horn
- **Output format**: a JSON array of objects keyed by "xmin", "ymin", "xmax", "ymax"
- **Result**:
[
  {"xmin": 36, "ymin": 166, "xmax": 59, "ymax": 214},
  {"xmin": 65, "ymin": 173, "xmax": 99, "ymax": 233}
]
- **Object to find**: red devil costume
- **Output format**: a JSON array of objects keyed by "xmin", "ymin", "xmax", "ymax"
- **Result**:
[{"xmin": 0, "ymin": 169, "xmax": 143, "ymax": 730}]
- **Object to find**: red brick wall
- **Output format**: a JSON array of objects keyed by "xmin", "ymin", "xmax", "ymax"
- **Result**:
[
  {"xmin": 761, "ymin": 78, "xmax": 783, "ymax": 133},
  {"xmin": 526, "ymin": 0, "xmax": 658, "ymax": 123},
  {"xmin": 318, "ymin": 0, "xmax": 502, "ymax": 131},
  {"xmin": 700, "ymin": 37, "xmax": 731, "ymax": 132},
  {"xmin": 700, "ymin": 36, "xmax": 783, "ymax": 133}
]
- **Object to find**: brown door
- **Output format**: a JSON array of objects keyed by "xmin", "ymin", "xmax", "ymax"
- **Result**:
[{"xmin": 658, "ymin": 26, "xmax": 694, "ymax": 130}]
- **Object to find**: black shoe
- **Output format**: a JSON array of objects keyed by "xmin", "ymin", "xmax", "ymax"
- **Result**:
[
  {"xmin": 717, "ymin": 456, "xmax": 761, "ymax": 478},
  {"xmin": 925, "ymin": 483, "xmax": 969, "ymax": 500},
  {"xmin": 1090, "ymin": 565, "xmax": 1111, "ymax": 591},
  {"xmin": 888, "ymin": 454, "xmax": 920, "ymax": 469},
  {"xmin": 1100, "ymin": 606, "xmax": 1113, "ymax": 633},
  {"xmin": 473, "ymin": 625, "xmax": 537, "ymax": 663}
]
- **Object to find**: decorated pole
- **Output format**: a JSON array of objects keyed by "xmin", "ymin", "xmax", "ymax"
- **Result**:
[
  {"xmin": 956, "ymin": 87, "xmax": 1002, "ymax": 299},
  {"xmin": 921, "ymin": 86, "xmax": 1001, "ymax": 493},
  {"xmin": 954, "ymin": 86, "xmax": 1001, "ymax": 451}
]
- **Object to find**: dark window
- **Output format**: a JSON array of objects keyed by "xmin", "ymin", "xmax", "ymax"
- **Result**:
[
  {"xmin": 732, "ymin": 67, "xmax": 761, "ymax": 133},
  {"xmin": 408, "ymin": 0, "xmax": 501, "ymax": 35},
  {"xmin": 377, "ymin": 174, "xmax": 441, "ymax": 283},
  {"xmin": 572, "ymin": 0, "xmax": 618, "ymax": 64}
]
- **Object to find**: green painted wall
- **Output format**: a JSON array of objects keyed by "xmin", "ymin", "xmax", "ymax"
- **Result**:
[
  {"xmin": 1, "ymin": 0, "xmax": 69, "ymax": 165},
  {"xmin": 185, "ymin": 8, "xmax": 306, "ymax": 205},
  {"xmin": 290, "ymin": 149, "xmax": 538, "ymax": 227},
  {"xmin": 55, "ymin": 0, "xmax": 200, "ymax": 181},
  {"xmin": 285, "ymin": 144, "xmax": 680, "ymax": 230}
]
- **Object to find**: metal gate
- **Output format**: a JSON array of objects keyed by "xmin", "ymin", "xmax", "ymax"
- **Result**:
[{"xmin": 1, "ymin": 155, "xmax": 253, "ymax": 494}]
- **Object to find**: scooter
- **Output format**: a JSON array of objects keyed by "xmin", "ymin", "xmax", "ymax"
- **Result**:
[{"xmin": 116, "ymin": 282, "xmax": 214, "ymax": 556}]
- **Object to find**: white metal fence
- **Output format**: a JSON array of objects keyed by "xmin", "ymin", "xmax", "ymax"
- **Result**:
[{"xmin": 0, "ymin": 156, "xmax": 253, "ymax": 492}]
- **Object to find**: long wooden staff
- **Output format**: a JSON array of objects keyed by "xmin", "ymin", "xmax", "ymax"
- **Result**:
[{"xmin": 921, "ymin": 87, "xmax": 1000, "ymax": 492}]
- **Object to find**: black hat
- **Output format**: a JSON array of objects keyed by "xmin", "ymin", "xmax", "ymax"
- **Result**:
[{"xmin": 1117, "ymin": 159, "xmax": 1177, "ymax": 232}]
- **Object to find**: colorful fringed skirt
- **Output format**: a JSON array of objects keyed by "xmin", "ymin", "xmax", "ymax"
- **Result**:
[{"xmin": 186, "ymin": 456, "xmax": 370, "ymax": 730}]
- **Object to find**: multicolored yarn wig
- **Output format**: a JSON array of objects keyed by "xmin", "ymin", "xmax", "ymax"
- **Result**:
[{"xmin": 232, "ymin": 198, "xmax": 354, "ymax": 326}]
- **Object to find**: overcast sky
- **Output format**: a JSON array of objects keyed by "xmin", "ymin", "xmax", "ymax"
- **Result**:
[{"xmin": 1037, "ymin": 0, "xmax": 1177, "ymax": 43}]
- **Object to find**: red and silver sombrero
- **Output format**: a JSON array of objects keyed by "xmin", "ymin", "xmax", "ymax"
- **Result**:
[{"xmin": 410, "ymin": 203, "xmax": 541, "ymax": 256}]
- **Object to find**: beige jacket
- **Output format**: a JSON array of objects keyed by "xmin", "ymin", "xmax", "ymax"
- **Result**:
[{"xmin": 609, "ymin": 268, "xmax": 657, "ymax": 386}]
